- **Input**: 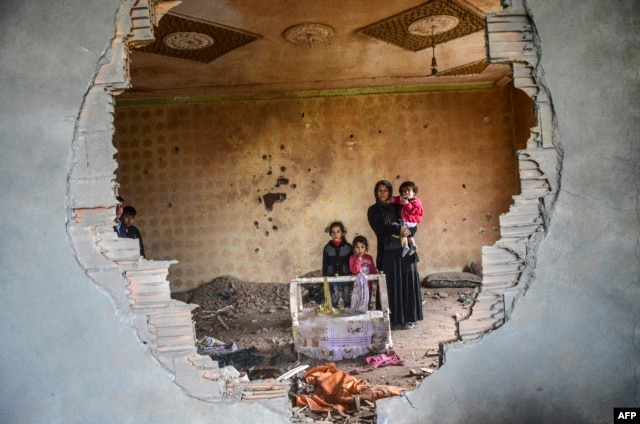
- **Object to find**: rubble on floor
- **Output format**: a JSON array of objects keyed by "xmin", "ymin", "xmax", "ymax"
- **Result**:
[{"xmin": 173, "ymin": 276, "xmax": 476, "ymax": 423}]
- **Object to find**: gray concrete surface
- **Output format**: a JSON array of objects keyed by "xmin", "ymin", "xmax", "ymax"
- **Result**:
[{"xmin": 1, "ymin": 0, "xmax": 638, "ymax": 423}]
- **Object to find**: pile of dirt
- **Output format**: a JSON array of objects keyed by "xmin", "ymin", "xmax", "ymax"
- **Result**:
[{"xmin": 173, "ymin": 275, "xmax": 475, "ymax": 423}]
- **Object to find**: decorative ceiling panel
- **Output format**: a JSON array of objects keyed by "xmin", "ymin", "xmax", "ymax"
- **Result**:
[
  {"xmin": 357, "ymin": 0, "xmax": 485, "ymax": 51},
  {"xmin": 437, "ymin": 59, "xmax": 490, "ymax": 76},
  {"xmin": 136, "ymin": 14, "xmax": 260, "ymax": 63}
]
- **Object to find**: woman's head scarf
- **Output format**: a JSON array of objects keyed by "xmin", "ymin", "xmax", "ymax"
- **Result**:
[{"xmin": 373, "ymin": 180, "xmax": 393, "ymax": 204}]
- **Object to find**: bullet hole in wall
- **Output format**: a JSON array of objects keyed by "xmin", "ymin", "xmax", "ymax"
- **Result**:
[
  {"xmin": 262, "ymin": 155, "xmax": 267, "ymax": 160},
  {"xmin": 349, "ymin": 134, "xmax": 354, "ymax": 139},
  {"xmin": 280, "ymin": 166, "xmax": 286, "ymax": 172},
  {"xmin": 276, "ymin": 176, "xmax": 289, "ymax": 187},
  {"xmin": 272, "ymin": 225, "xmax": 278, "ymax": 231},
  {"xmin": 255, "ymin": 248, "xmax": 259, "ymax": 253},
  {"xmin": 174, "ymin": 147, "xmax": 179, "ymax": 154},
  {"xmin": 267, "ymin": 170, "xmax": 272, "ymax": 175},
  {"xmin": 262, "ymin": 192, "xmax": 286, "ymax": 211},
  {"xmin": 167, "ymin": 202, "xmax": 172, "ymax": 208},
  {"xmin": 396, "ymin": 175, "xmax": 401, "ymax": 179},
  {"xmin": 462, "ymin": 184, "xmax": 467, "ymax": 189},
  {"xmin": 254, "ymin": 221, "xmax": 259, "ymax": 228},
  {"xmin": 291, "ymin": 183, "xmax": 297, "ymax": 189},
  {"xmin": 301, "ymin": 112, "xmax": 305, "ymax": 118},
  {"xmin": 265, "ymin": 231, "xmax": 269, "ymax": 236},
  {"xmin": 268, "ymin": 217, "xmax": 273, "ymax": 221},
  {"xmin": 280, "ymin": 144, "xmax": 285, "ymax": 150}
]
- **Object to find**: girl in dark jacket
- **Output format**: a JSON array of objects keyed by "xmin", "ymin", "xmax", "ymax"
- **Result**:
[{"xmin": 322, "ymin": 221, "xmax": 353, "ymax": 308}]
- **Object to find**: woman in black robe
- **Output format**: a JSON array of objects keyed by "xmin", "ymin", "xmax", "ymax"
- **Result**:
[{"xmin": 367, "ymin": 180, "xmax": 423, "ymax": 328}]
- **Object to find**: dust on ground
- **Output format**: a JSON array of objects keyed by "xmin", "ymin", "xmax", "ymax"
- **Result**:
[{"xmin": 173, "ymin": 275, "xmax": 475, "ymax": 423}]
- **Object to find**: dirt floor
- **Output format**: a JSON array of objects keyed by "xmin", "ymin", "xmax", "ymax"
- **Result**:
[{"xmin": 173, "ymin": 275, "xmax": 476, "ymax": 423}]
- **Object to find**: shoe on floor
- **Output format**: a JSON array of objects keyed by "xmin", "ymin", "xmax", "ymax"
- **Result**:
[
  {"xmin": 404, "ymin": 322, "xmax": 416, "ymax": 329},
  {"xmin": 402, "ymin": 246, "xmax": 410, "ymax": 257},
  {"xmin": 408, "ymin": 245, "xmax": 417, "ymax": 255}
]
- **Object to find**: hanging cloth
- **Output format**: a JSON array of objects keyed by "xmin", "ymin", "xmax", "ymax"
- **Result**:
[
  {"xmin": 343, "ymin": 273, "xmax": 369, "ymax": 314},
  {"xmin": 317, "ymin": 277, "xmax": 341, "ymax": 315}
]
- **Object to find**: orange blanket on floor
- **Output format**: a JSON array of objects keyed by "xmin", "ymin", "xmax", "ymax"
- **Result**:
[{"xmin": 294, "ymin": 363, "xmax": 405, "ymax": 414}]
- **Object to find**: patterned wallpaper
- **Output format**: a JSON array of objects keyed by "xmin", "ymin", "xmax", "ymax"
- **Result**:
[{"xmin": 114, "ymin": 87, "xmax": 530, "ymax": 292}]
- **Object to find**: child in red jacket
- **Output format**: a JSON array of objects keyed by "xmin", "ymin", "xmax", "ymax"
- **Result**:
[
  {"xmin": 392, "ymin": 181, "xmax": 423, "ymax": 257},
  {"xmin": 347, "ymin": 235, "xmax": 378, "ymax": 313}
]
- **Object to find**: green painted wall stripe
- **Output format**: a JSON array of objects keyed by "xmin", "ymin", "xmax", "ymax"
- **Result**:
[{"xmin": 115, "ymin": 83, "xmax": 496, "ymax": 107}]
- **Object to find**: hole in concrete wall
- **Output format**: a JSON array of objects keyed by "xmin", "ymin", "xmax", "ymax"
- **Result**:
[{"xmin": 67, "ymin": 0, "xmax": 558, "ymax": 418}]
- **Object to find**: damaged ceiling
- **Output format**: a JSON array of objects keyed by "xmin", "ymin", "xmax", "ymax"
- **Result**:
[{"xmin": 123, "ymin": 0, "xmax": 510, "ymax": 100}]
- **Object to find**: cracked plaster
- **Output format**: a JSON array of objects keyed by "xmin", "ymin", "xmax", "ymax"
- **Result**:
[{"xmin": 1, "ymin": 0, "xmax": 638, "ymax": 422}]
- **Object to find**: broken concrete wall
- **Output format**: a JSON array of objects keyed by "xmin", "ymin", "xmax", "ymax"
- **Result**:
[
  {"xmin": 0, "ymin": 0, "xmax": 279, "ymax": 422},
  {"xmin": 1, "ymin": 0, "xmax": 638, "ymax": 423},
  {"xmin": 378, "ymin": 0, "xmax": 640, "ymax": 421}
]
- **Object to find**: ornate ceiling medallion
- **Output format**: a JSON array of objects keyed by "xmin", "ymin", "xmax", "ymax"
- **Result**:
[
  {"xmin": 283, "ymin": 23, "xmax": 334, "ymax": 45},
  {"xmin": 357, "ymin": 0, "xmax": 485, "ymax": 52},
  {"xmin": 136, "ymin": 14, "xmax": 259, "ymax": 63},
  {"xmin": 163, "ymin": 32, "xmax": 214, "ymax": 50},
  {"xmin": 408, "ymin": 15, "xmax": 459, "ymax": 36}
]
